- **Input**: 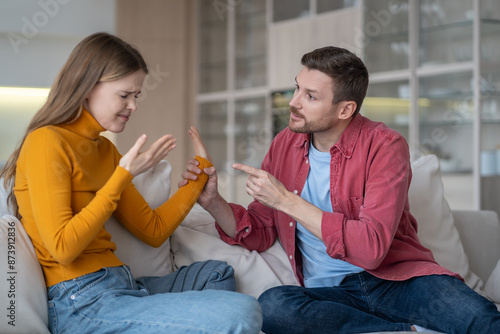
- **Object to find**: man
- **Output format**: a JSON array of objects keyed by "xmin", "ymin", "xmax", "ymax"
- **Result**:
[{"xmin": 182, "ymin": 46, "xmax": 500, "ymax": 333}]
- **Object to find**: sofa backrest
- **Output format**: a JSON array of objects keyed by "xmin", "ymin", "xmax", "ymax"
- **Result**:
[{"xmin": 452, "ymin": 209, "xmax": 500, "ymax": 283}]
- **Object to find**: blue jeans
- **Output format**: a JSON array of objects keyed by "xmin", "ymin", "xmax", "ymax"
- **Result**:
[
  {"xmin": 258, "ymin": 272, "xmax": 500, "ymax": 333},
  {"xmin": 48, "ymin": 260, "xmax": 262, "ymax": 334}
]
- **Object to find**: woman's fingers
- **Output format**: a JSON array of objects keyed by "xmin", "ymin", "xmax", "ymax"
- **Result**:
[
  {"xmin": 119, "ymin": 134, "xmax": 148, "ymax": 173},
  {"xmin": 130, "ymin": 134, "xmax": 148, "ymax": 158},
  {"xmin": 120, "ymin": 134, "xmax": 177, "ymax": 176},
  {"xmin": 144, "ymin": 134, "xmax": 177, "ymax": 165}
]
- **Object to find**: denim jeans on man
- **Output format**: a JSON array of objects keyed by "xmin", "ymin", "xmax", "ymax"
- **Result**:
[
  {"xmin": 48, "ymin": 260, "xmax": 262, "ymax": 334},
  {"xmin": 258, "ymin": 271, "xmax": 500, "ymax": 333}
]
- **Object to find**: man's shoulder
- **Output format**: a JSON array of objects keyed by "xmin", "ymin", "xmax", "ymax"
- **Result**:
[{"xmin": 360, "ymin": 115, "xmax": 405, "ymax": 141}]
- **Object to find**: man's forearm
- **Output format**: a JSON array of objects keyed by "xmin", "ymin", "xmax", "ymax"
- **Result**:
[
  {"xmin": 205, "ymin": 194, "xmax": 238, "ymax": 238},
  {"xmin": 278, "ymin": 192, "xmax": 324, "ymax": 240}
]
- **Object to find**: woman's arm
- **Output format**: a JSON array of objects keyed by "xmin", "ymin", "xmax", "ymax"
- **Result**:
[
  {"xmin": 21, "ymin": 129, "xmax": 178, "ymax": 264},
  {"xmin": 113, "ymin": 156, "xmax": 212, "ymax": 247},
  {"xmin": 113, "ymin": 127, "xmax": 213, "ymax": 247},
  {"xmin": 20, "ymin": 129, "xmax": 131, "ymax": 265}
]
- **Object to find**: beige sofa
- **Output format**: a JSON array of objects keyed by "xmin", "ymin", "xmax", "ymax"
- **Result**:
[{"xmin": 1, "ymin": 155, "xmax": 499, "ymax": 334}]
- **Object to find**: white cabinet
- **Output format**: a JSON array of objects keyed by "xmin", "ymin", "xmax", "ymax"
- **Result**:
[
  {"xmin": 196, "ymin": 0, "xmax": 360, "ymax": 204},
  {"xmin": 197, "ymin": 0, "xmax": 268, "ymax": 204},
  {"xmin": 196, "ymin": 0, "xmax": 500, "ymax": 215},
  {"xmin": 363, "ymin": 0, "xmax": 500, "ymax": 214}
]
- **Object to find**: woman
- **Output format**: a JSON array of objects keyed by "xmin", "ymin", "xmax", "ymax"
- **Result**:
[{"xmin": 0, "ymin": 32, "xmax": 262, "ymax": 334}]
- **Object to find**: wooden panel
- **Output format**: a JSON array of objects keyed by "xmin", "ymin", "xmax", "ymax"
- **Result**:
[
  {"xmin": 268, "ymin": 19, "xmax": 314, "ymax": 91},
  {"xmin": 115, "ymin": 0, "xmax": 196, "ymax": 181},
  {"xmin": 269, "ymin": 8, "xmax": 362, "ymax": 90}
]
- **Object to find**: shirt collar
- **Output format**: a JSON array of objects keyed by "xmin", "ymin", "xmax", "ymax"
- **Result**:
[
  {"xmin": 292, "ymin": 132, "xmax": 310, "ymax": 159},
  {"xmin": 333, "ymin": 113, "xmax": 363, "ymax": 158},
  {"xmin": 59, "ymin": 108, "xmax": 106, "ymax": 140}
]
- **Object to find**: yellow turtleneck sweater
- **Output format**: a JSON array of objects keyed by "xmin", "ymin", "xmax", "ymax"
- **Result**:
[{"xmin": 14, "ymin": 109, "xmax": 212, "ymax": 287}]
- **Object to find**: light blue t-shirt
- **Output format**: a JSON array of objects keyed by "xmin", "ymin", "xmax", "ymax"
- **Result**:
[{"xmin": 296, "ymin": 143, "xmax": 364, "ymax": 288}]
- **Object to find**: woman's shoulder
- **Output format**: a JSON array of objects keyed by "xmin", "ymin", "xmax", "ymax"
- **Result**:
[
  {"xmin": 28, "ymin": 125, "xmax": 64, "ymax": 138},
  {"xmin": 24, "ymin": 126, "xmax": 69, "ymax": 150}
]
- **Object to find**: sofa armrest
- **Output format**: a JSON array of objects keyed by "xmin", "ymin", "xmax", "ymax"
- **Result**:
[{"xmin": 452, "ymin": 210, "xmax": 500, "ymax": 283}]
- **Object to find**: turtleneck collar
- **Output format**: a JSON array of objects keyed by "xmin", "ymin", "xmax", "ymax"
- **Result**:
[{"xmin": 60, "ymin": 108, "xmax": 106, "ymax": 140}]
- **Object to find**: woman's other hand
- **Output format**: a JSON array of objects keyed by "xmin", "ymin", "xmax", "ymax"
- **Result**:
[{"xmin": 119, "ymin": 134, "xmax": 177, "ymax": 176}]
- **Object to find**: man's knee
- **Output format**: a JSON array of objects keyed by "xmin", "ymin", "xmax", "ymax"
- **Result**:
[
  {"xmin": 258, "ymin": 286, "xmax": 305, "ymax": 320},
  {"xmin": 258, "ymin": 286, "xmax": 307, "ymax": 334},
  {"xmin": 258, "ymin": 286, "xmax": 287, "ymax": 310}
]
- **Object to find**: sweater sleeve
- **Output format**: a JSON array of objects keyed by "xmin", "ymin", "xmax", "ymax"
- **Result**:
[
  {"xmin": 112, "ymin": 156, "xmax": 212, "ymax": 247},
  {"xmin": 19, "ymin": 129, "xmax": 133, "ymax": 265}
]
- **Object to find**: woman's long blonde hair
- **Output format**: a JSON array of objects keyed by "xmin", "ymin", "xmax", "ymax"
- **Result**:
[{"xmin": 0, "ymin": 32, "xmax": 148, "ymax": 217}]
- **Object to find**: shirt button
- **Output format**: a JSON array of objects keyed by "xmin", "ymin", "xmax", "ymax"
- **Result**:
[
  {"xmin": 289, "ymin": 222, "xmax": 294, "ymax": 227},
  {"xmin": 70, "ymin": 295, "xmax": 76, "ymax": 300},
  {"xmin": 289, "ymin": 255, "xmax": 293, "ymax": 260},
  {"xmin": 293, "ymin": 190, "xmax": 298, "ymax": 194},
  {"xmin": 245, "ymin": 228, "xmax": 249, "ymax": 233},
  {"xmin": 306, "ymin": 160, "xmax": 309, "ymax": 164}
]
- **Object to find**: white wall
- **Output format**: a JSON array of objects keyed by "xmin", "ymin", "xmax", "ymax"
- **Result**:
[
  {"xmin": 0, "ymin": 0, "xmax": 115, "ymax": 87},
  {"xmin": 0, "ymin": 0, "xmax": 116, "ymax": 165}
]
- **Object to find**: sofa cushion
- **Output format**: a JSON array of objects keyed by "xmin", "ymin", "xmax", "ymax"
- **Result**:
[
  {"xmin": 409, "ymin": 154, "xmax": 483, "ymax": 291},
  {"xmin": 452, "ymin": 209, "xmax": 500, "ymax": 284},
  {"xmin": 105, "ymin": 160, "xmax": 175, "ymax": 278},
  {"xmin": 0, "ymin": 178, "xmax": 13, "ymax": 216},
  {"xmin": 0, "ymin": 215, "xmax": 50, "ymax": 334},
  {"xmin": 170, "ymin": 204, "xmax": 299, "ymax": 299}
]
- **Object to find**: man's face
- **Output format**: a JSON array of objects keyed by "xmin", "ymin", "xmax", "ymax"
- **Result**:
[{"xmin": 288, "ymin": 66, "xmax": 338, "ymax": 134}]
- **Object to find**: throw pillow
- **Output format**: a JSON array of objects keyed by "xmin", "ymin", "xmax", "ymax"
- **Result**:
[
  {"xmin": 105, "ymin": 160, "xmax": 175, "ymax": 278},
  {"xmin": 409, "ymin": 154, "xmax": 483, "ymax": 291},
  {"xmin": 0, "ymin": 215, "xmax": 50, "ymax": 334},
  {"xmin": 171, "ymin": 204, "xmax": 299, "ymax": 299}
]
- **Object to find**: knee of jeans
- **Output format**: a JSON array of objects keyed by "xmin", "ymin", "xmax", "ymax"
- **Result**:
[
  {"xmin": 259, "ymin": 285, "xmax": 305, "ymax": 320},
  {"xmin": 245, "ymin": 297, "xmax": 263, "ymax": 333},
  {"xmin": 230, "ymin": 294, "xmax": 263, "ymax": 334},
  {"xmin": 258, "ymin": 286, "xmax": 283, "ymax": 315}
]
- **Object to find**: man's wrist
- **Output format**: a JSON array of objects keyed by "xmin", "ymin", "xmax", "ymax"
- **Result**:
[
  {"xmin": 204, "ymin": 193, "xmax": 225, "ymax": 214},
  {"xmin": 277, "ymin": 191, "xmax": 299, "ymax": 216}
]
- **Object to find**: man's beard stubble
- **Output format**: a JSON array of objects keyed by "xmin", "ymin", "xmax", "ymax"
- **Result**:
[{"xmin": 288, "ymin": 106, "xmax": 334, "ymax": 134}]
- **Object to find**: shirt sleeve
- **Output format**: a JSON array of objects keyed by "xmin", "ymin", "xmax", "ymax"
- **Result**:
[
  {"xmin": 215, "ymin": 200, "xmax": 278, "ymax": 252},
  {"xmin": 113, "ymin": 156, "xmax": 212, "ymax": 247},
  {"xmin": 20, "ymin": 129, "xmax": 133, "ymax": 265},
  {"xmin": 321, "ymin": 135, "xmax": 412, "ymax": 270},
  {"xmin": 215, "ymin": 145, "xmax": 279, "ymax": 252}
]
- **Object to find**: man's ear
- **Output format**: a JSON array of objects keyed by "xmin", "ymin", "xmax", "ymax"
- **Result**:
[{"xmin": 338, "ymin": 101, "xmax": 357, "ymax": 120}]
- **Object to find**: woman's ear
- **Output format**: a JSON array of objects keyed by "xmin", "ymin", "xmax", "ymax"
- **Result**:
[
  {"xmin": 82, "ymin": 89, "xmax": 92, "ymax": 110},
  {"xmin": 338, "ymin": 101, "xmax": 357, "ymax": 120}
]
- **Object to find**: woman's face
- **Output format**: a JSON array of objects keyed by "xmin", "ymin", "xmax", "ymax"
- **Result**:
[{"xmin": 84, "ymin": 70, "xmax": 146, "ymax": 133}]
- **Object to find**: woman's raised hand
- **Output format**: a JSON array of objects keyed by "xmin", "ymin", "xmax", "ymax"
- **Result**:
[
  {"xmin": 119, "ymin": 134, "xmax": 177, "ymax": 177},
  {"xmin": 188, "ymin": 126, "xmax": 211, "ymax": 162}
]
